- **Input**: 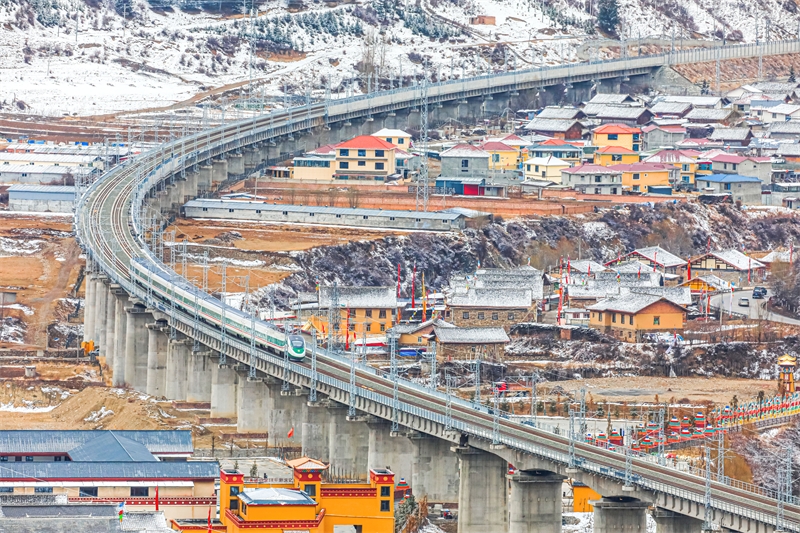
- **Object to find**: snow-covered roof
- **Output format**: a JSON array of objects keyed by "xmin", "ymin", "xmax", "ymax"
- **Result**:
[
  {"xmin": 568, "ymin": 260, "xmax": 606, "ymax": 274},
  {"xmin": 589, "ymin": 94, "xmax": 637, "ymax": 105},
  {"xmin": 595, "ymin": 106, "xmax": 652, "ymax": 120},
  {"xmin": 695, "ymin": 250, "xmax": 766, "ymax": 270},
  {"xmin": 649, "ymin": 101, "xmax": 693, "ymax": 115},
  {"xmin": 776, "ymin": 143, "xmax": 800, "ymax": 156},
  {"xmin": 708, "ymin": 128, "xmax": 752, "ymax": 141},
  {"xmin": 524, "ymin": 156, "xmax": 569, "ymax": 166},
  {"xmin": 769, "ymin": 122, "xmax": 800, "ymax": 135},
  {"xmin": 630, "ymin": 286, "xmax": 692, "ymax": 306},
  {"xmin": 629, "ymin": 246, "xmax": 687, "ymax": 268},
  {"xmin": 525, "ymin": 118, "xmax": 581, "ymax": 132},
  {"xmin": 319, "ymin": 286, "xmax": 398, "ymax": 309},
  {"xmin": 758, "ymin": 250, "xmax": 795, "ymax": 263},
  {"xmin": 372, "ymin": 128, "xmax": 411, "ymax": 138},
  {"xmin": 440, "ymin": 143, "xmax": 490, "ymax": 158},
  {"xmin": 685, "ymin": 108, "xmax": 734, "ymax": 121},
  {"xmin": 655, "ymin": 95, "xmax": 724, "ymax": 107},
  {"xmin": 770, "ymin": 104, "xmax": 800, "ymax": 116},
  {"xmin": 682, "ymin": 274, "xmax": 732, "ymax": 290},
  {"xmin": 588, "ymin": 294, "xmax": 685, "ymax": 314},
  {"xmin": 752, "ymin": 82, "xmax": 800, "ymax": 93},
  {"xmin": 391, "ymin": 318, "xmax": 454, "ymax": 334},
  {"xmin": 433, "ymin": 326, "xmax": 510, "ymax": 344},
  {"xmin": 448, "ymin": 288, "xmax": 533, "ymax": 308},
  {"xmin": 562, "ymin": 164, "xmax": 621, "ymax": 175},
  {"xmin": 537, "ymin": 107, "xmax": 585, "ymax": 119}
]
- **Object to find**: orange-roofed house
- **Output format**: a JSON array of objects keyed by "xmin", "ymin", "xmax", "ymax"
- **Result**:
[
  {"xmin": 608, "ymin": 162, "xmax": 677, "ymax": 192},
  {"xmin": 479, "ymin": 141, "xmax": 519, "ymax": 171},
  {"xmin": 334, "ymin": 136, "xmax": 397, "ymax": 181},
  {"xmin": 592, "ymin": 124, "xmax": 642, "ymax": 152},
  {"xmin": 593, "ymin": 146, "xmax": 640, "ymax": 166}
]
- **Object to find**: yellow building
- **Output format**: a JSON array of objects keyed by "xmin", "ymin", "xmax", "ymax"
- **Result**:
[
  {"xmin": 607, "ymin": 162, "xmax": 675, "ymax": 192},
  {"xmin": 523, "ymin": 155, "xmax": 570, "ymax": 182},
  {"xmin": 643, "ymin": 149, "xmax": 701, "ymax": 186},
  {"xmin": 334, "ymin": 136, "xmax": 397, "ymax": 181},
  {"xmin": 593, "ymin": 146, "xmax": 640, "ymax": 166},
  {"xmin": 183, "ymin": 459, "xmax": 396, "ymax": 533},
  {"xmin": 591, "ymin": 124, "xmax": 642, "ymax": 151},
  {"xmin": 588, "ymin": 295, "xmax": 686, "ymax": 342},
  {"xmin": 318, "ymin": 286, "xmax": 398, "ymax": 336},
  {"xmin": 372, "ymin": 128, "xmax": 413, "ymax": 148},
  {"xmin": 292, "ymin": 144, "xmax": 338, "ymax": 180},
  {"xmin": 479, "ymin": 141, "xmax": 519, "ymax": 171}
]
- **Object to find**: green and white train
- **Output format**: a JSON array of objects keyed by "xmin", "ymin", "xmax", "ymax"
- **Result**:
[{"xmin": 130, "ymin": 258, "xmax": 306, "ymax": 361}]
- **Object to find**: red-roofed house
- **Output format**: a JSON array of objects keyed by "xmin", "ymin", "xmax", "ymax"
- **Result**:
[
  {"xmin": 644, "ymin": 149, "xmax": 701, "ymax": 185},
  {"xmin": 561, "ymin": 164, "xmax": 623, "ymax": 195},
  {"xmin": 608, "ymin": 162, "xmax": 678, "ymax": 192},
  {"xmin": 592, "ymin": 124, "xmax": 642, "ymax": 152},
  {"xmin": 479, "ymin": 141, "xmax": 519, "ymax": 170},
  {"xmin": 593, "ymin": 145, "xmax": 640, "ymax": 166},
  {"xmin": 334, "ymin": 135, "xmax": 398, "ymax": 181}
]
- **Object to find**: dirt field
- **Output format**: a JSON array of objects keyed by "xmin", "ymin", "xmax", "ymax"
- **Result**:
[{"xmin": 0, "ymin": 213, "xmax": 83, "ymax": 349}]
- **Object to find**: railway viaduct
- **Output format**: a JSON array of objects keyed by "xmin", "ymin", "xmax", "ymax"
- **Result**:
[{"xmin": 79, "ymin": 40, "xmax": 800, "ymax": 533}]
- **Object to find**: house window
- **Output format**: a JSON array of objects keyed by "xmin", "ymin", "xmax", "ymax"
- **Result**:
[
  {"xmin": 462, "ymin": 312, "xmax": 470, "ymax": 319},
  {"xmin": 612, "ymin": 313, "xmax": 617, "ymax": 323},
  {"xmin": 724, "ymin": 183, "xmax": 731, "ymax": 191},
  {"xmin": 492, "ymin": 313, "xmax": 498, "ymax": 320},
  {"xmin": 380, "ymin": 324, "xmax": 386, "ymax": 332},
  {"xmin": 340, "ymin": 162, "xmax": 349, "ymax": 169},
  {"xmin": 381, "ymin": 500, "xmax": 391, "ymax": 512},
  {"xmin": 309, "ymin": 213, "xmax": 315, "ymax": 217},
  {"xmin": 594, "ymin": 176, "xmax": 602, "ymax": 183},
  {"xmin": 492, "ymin": 154, "xmax": 500, "ymax": 163},
  {"xmin": 632, "ymin": 133, "xmax": 640, "ymax": 141},
  {"xmin": 336, "ymin": 214, "xmax": 342, "ymax": 218},
  {"xmin": 389, "ymin": 217, "xmax": 395, "ymax": 221},
  {"xmin": 363, "ymin": 215, "xmax": 369, "ymax": 219},
  {"xmin": 241, "ymin": 503, "xmax": 247, "ymax": 515},
  {"xmin": 417, "ymin": 336, "xmax": 423, "ymax": 343},
  {"xmin": 0, "ymin": 456, "xmax": 6, "ymax": 462},
  {"xmin": 398, "ymin": 139, "xmax": 404, "ymax": 144},
  {"xmin": 598, "ymin": 312, "xmax": 603, "ymax": 320},
  {"xmin": 229, "ymin": 209, "xmax": 234, "ymax": 213},
  {"xmin": 442, "ymin": 220, "xmax": 449, "ymax": 224},
  {"xmin": 612, "ymin": 154, "xmax": 622, "ymax": 162},
  {"xmin": 365, "ymin": 310, "xmax": 372, "ymax": 318},
  {"xmin": 35, "ymin": 487, "xmax": 53, "ymax": 493},
  {"xmin": 653, "ymin": 316, "xmax": 660, "ymax": 325},
  {"xmin": 304, "ymin": 484, "xmax": 317, "ymax": 497},
  {"xmin": 508, "ymin": 312, "xmax": 515, "ymax": 320},
  {"xmin": 477, "ymin": 312, "xmax": 485, "ymax": 319},
  {"xmin": 358, "ymin": 149, "xmax": 367, "ymax": 157},
  {"xmin": 79, "ymin": 487, "xmax": 99, "ymax": 497},
  {"xmin": 255, "ymin": 210, "xmax": 261, "ymax": 214},
  {"xmin": 375, "ymin": 162, "xmax": 385, "ymax": 170},
  {"xmin": 25, "ymin": 456, "xmax": 33, "ymax": 462},
  {"xmin": 282, "ymin": 211, "xmax": 288, "ymax": 215},
  {"xmin": 632, "ymin": 173, "xmax": 640, "ymax": 180},
  {"xmin": 379, "ymin": 310, "xmax": 387, "ymax": 318},
  {"xmin": 202, "ymin": 207, "xmax": 208, "ymax": 212},
  {"xmin": 340, "ymin": 149, "xmax": 349, "ymax": 156},
  {"xmin": 461, "ymin": 159, "xmax": 469, "ymax": 168},
  {"xmin": 607, "ymin": 134, "xmax": 618, "ymax": 140},
  {"xmin": 381, "ymin": 486, "xmax": 391, "ymax": 497},
  {"xmin": 632, "ymin": 144, "xmax": 639, "ymax": 151},
  {"xmin": 358, "ymin": 160, "xmax": 366, "ymax": 167},
  {"xmin": 0, "ymin": 487, "xmax": 12, "ymax": 493},
  {"xmin": 131, "ymin": 487, "xmax": 149, "ymax": 497},
  {"xmin": 633, "ymin": 185, "xmax": 640, "ymax": 192},
  {"xmin": 535, "ymin": 165, "xmax": 540, "ymax": 172},
  {"xmin": 375, "ymin": 150, "xmax": 385, "ymax": 157},
  {"xmin": 732, "ymin": 164, "xmax": 737, "ymax": 171},
  {"xmin": 348, "ymin": 323, "xmax": 355, "ymax": 331}
]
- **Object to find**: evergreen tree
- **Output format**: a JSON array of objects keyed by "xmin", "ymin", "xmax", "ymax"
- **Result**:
[{"xmin": 596, "ymin": 0, "xmax": 619, "ymax": 37}]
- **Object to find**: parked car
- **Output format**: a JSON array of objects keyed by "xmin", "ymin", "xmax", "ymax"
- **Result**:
[{"xmin": 738, "ymin": 297, "xmax": 750, "ymax": 307}]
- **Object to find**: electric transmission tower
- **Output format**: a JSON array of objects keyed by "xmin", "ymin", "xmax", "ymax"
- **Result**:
[{"xmin": 416, "ymin": 65, "xmax": 430, "ymax": 212}]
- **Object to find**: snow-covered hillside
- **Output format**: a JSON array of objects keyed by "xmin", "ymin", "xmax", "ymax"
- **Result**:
[{"xmin": 0, "ymin": 0, "xmax": 798, "ymax": 116}]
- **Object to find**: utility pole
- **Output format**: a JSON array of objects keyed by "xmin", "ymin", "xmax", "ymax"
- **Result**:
[
  {"xmin": 389, "ymin": 331, "xmax": 399, "ymax": 433},
  {"xmin": 416, "ymin": 64, "xmax": 430, "ymax": 212}
]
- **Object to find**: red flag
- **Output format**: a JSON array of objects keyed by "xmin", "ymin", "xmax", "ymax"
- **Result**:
[
  {"xmin": 397, "ymin": 263, "xmax": 401, "ymax": 298},
  {"xmin": 653, "ymin": 251, "xmax": 657, "ymax": 272},
  {"xmin": 566, "ymin": 256, "xmax": 571, "ymax": 285},
  {"xmin": 155, "ymin": 486, "xmax": 159, "ymax": 511},
  {"xmin": 637, "ymin": 265, "xmax": 641, "ymax": 279},
  {"xmin": 288, "ymin": 427, "xmax": 295, "ymax": 438},
  {"xmin": 687, "ymin": 262, "xmax": 691, "ymax": 281},
  {"xmin": 345, "ymin": 309, "xmax": 350, "ymax": 351},
  {"xmin": 207, "ymin": 508, "xmax": 212, "ymax": 532},
  {"xmin": 587, "ymin": 264, "xmax": 591, "ymax": 276}
]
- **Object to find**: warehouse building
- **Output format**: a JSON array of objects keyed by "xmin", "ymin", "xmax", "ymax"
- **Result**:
[
  {"xmin": 0, "ymin": 164, "xmax": 96, "ymax": 185},
  {"xmin": 8, "ymin": 185, "xmax": 75, "ymax": 213},
  {"xmin": 182, "ymin": 199, "xmax": 467, "ymax": 231}
]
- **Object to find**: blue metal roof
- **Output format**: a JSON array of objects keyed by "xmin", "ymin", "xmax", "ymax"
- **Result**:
[
  {"xmin": 67, "ymin": 433, "xmax": 158, "ymax": 462},
  {"xmin": 0, "ymin": 431, "xmax": 194, "ymax": 455},
  {"xmin": 0, "ymin": 461, "xmax": 219, "ymax": 480},
  {"xmin": 696, "ymin": 174, "xmax": 762, "ymax": 183},
  {"xmin": 238, "ymin": 488, "xmax": 317, "ymax": 506}
]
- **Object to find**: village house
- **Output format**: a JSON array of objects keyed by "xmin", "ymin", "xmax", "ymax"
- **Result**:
[
  {"xmin": 371, "ymin": 128, "xmax": 412, "ymax": 147},
  {"xmin": 641, "ymin": 125, "xmax": 687, "ymax": 151},
  {"xmin": 523, "ymin": 155, "xmax": 570, "ymax": 183},
  {"xmin": 389, "ymin": 318, "xmax": 450, "ymax": 353},
  {"xmin": 643, "ymin": 149, "xmax": 700, "ymax": 186},
  {"xmin": 608, "ymin": 246, "xmax": 687, "ymax": 274},
  {"xmin": 561, "ymin": 164, "xmax": 623, "ymax": 195},
  {"xmin": 334, "ymin": 136, "xmax": 397, "ymax": 181},
  {"xmin": 648, "ymin": 101, "xmax": 693, "ymax": 119},
  {"xmin": 432, "ymin": 324, "xmax": 510, "ymax": 362},
  {"xmin": 608, "ymin": 162, "xmax": 677, "ymax": 192},
  {"xmin": 524, "ymin": 118, "xmax": 583, "ymax": 140},
  {"xmin": 687, "ymin": 250, "xmax": 767, "ymax": 284},
  {"xmin": 592, "ymin": 124, "xmax": 642, "ymax": 152},
  {"xmin": 593, "ymin": 146, "xmax": 640, "ymax": 166},
  {"xmin": 292, "ymin": 144, "xmax": 338, "ymax": 180},
  {"xmin": 318, "ymin": 286, "xmax": 399, "ymax": 336},
  {"xmin": 768, "ymin": 121, "xmax": 800, "ymax": 139},
  {"xmin": 758, "ymin": 103, "xmax": 800, "ymax": 124},
  {"xmin": 479, "ymin": 141, "xmax": 520, "ymax": 171},
  {"xmin": 566, "ymin": 259, "xmax": 606, "ymax": 275},
  {"xmin": 588, "ymin": 93, "xmax": 638, "ymax": 105},
  {"xmin": 695, "ymin": 174, "xmax": 763, "ymax": 205},
  {"xmin": 439, "ymin": 143, "xmax": 490, "ymax": 179},
  {"xmin": 684, "ymin": 108, "xmax": 737, "ymax": 125},
  {"xmin": 536, "ymin": 106, "xmax": 587, "ymax": 121},
  {"xmin": 696, "ymin": 153, "xmax": 772, "ymax": 182},
  {"xmin": 528, "ymin": 140, "xmax": 584, "ymax": 165},
  {"xmin": 707, "ymin": 128, "xmax": 753, "ymax": 147},
  {"xmin": 679, "ymin": 274, "xmax": 732, "ymax": 294},
  {"xmin": 447, "ymin": 288, "xmax": 536, "ymax": 330},
  {"xmin": 588, "ymin": 294, "xmax": 687, "ymax": 342},
  {"xmin": 655, "ymin": 95, "xmax": 726, "ymax": 109},
  {"xmin": 594, "ymin": 105, "xmax": 654, "ymax": 126}
]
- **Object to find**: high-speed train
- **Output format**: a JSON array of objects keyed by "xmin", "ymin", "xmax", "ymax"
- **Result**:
[{"xmin": 130, "ymin": 258, "xmax": 306, "ymax": 362}]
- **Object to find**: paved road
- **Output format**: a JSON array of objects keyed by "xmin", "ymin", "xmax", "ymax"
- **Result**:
[{"xmin": 710, "ymin": 289, "xmax": 800, "ymax": 325}]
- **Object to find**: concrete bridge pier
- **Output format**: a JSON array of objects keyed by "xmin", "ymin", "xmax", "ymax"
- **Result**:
[
  {"xmin": 598, "ymin": 77, "xmax": 623, "ymax": 95},
  {"xmin": 95, "ymin": 279, "xmax": 108, "ymax": 351},
  {"xmin": 236, "ymin": 376, "xmax": 268, "ymax": 433},
  {"xmin": 124, "ymin": 302, "xmax": 151, "ymax": 390},
  {"xmin": 366, "ymin": 419, "xmax": 415, "ymax": 483},
  {"xmin": 406, "ymin": 109, "xmax": 421, "ymax": 130},
  {"xmin": 328, "ymin": 403, "xmax": 369, "ymax": 478},
  {"xmin": 227, "ymin": 153, "xmax": 244, "ymax": 177},
  {"xmin": 210, "ymin": 360, "xmax": 238, "ymax": 418},
  {"xmin": 197, "ymin": 165, "xmax": 213, "ymax": 194},
  {"xmin": 592, "ymin": 497, "xmax": 651, "ymax": 533},
  {"xmin": 83, "ymin": 273, "xmax": 96, "ymax": 343},
  {"xmin": 145, "ymin": 320, "xmax": 169, "ymax": 397},
  {"xmin": 104, "ymin": 284, "xmax": 117, "ymax": 365},
  {"xmin": 507, "ymin": 470, "xmax": 565, "ymax": 533},
  {"xmin": 111, "ymin": 290, "xmax": 128, "ymax": 387},
  {"xmin": 410, "ymin": 435, "xmax": 459, "ymax": 503},
  {"xmin": 186, "ymin": 349, "xmax": 213, "ymax": 402},
  {"xmin": 265, "ymin": 381, "xmax": 307, "ymax": 448},
  {"xmin": 243, "ymin": 149, "xmax": 258, "ymax": 173},
  {"xmin": 184, "ymin": 172, "xmax": 199, "ymax": 201},
  {"xmin": 652, "ymin": 509, "xmax": 705, "ymax": 533},
  {"xmin": 454, "ymin": 446, "xmax": 508, "ymax": 533},
  {"xmin": 165, "ymin": 336, "xmax": 191, "ymax": 401},
  {"xmin": 302, "ymin": 400, "xmax": 331, "ymax": 462},
  {"xmin": 211, "ymin": 159, "xmax": 228, "ymax": 187}
]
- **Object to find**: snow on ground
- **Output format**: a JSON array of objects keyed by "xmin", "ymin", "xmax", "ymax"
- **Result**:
[
  {"xmin": 0, "ymin": 237, "xmax": 44, "ymax": 256},
  {"xmin": 84, "ymin": 405, "xmax": 114, "ymax": 421},
  {"xmin": 0, "ymin": 400, "xmax": 59, "ymax": 413}
]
